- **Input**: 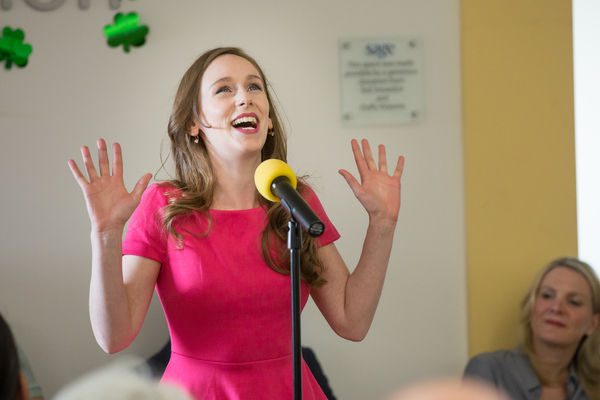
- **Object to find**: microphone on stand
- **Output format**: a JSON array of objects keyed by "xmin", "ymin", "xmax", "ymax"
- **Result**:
[{"xmin": 254, "ymin": 159, "xmax": 325, "ymax": 238}]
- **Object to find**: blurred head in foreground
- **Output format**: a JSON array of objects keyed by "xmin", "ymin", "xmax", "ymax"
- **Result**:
[
  {"xmin": 54, "ymin": 358, "xmax": 192, "ymax": 400},
  {"xmin": 385, "ymin": 379, "xmax": 513, "ymax": 400}
]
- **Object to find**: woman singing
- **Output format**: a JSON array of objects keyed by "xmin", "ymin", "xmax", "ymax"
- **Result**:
[{"xmin": 68, "ymin": 47, "xmax": 404, "ymax": 399}]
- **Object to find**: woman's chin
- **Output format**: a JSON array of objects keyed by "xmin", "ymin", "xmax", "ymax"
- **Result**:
[{"xmin": 533, "ymin": 332, "xmax": 583, "ymax": 349}]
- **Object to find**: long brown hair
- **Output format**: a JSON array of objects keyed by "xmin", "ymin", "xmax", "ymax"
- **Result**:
[
  {"xmin": 162, "ymin": 47, "xmax": 325, "ymax": 287},
  {"xmin": 520, "ymin": 257, "xmax": 600, "ymax": 399}
]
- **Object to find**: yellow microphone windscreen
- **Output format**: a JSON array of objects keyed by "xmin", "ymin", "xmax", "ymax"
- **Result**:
[{"xmin": 254, "ymin": 159, "xmax": 297, "ymax": 202}]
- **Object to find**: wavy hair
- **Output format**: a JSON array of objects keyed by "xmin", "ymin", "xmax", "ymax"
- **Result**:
[
  {"xmin": 162, "ymin": 47, "xmax": 325, "ymax": 287},
  {"xmin": 520, "ymin": 257, "xmax": 600, "ymax": 399}
]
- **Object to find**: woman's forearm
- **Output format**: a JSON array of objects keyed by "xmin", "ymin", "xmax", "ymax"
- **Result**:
[
  {"xmin": 313, "ymin": 216, "xmax": 397, "ymax": 342},
  {"xmin": 89, "ymin": 228, "xmax": 135, "ymax": 354},
  {"xmin": 341, "ymin": 217, "xmax": 397, "ymax": 340}
]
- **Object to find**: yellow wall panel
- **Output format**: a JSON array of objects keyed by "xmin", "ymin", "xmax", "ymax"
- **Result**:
[{"xmin": 461, "ymin": 0, "xmax": 578, "ymax": 356}]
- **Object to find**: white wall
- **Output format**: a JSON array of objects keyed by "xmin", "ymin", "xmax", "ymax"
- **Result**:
[
  {"xmin": 0, "ymin": 1, "xmax": 466, "ymax": 399},
  {"xmin": 573, "ymin": 0, "xmax": 600, "ymax": 272}
]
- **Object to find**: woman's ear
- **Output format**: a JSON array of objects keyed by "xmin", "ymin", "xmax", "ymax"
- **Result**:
[
  {"xmin": 191, "ymin": 114, "xmax": 213, "ymax": 138},
  {"xmin": 586, "ymin": 313, "xmax": 600, "ymax": 336},
  {"xmin": 17, "ymin": 373, "xmax": 29, "ymax": 400},
  {"xmin": 190, "ymin": 120, "xmax": 201, "ymax": 138}
]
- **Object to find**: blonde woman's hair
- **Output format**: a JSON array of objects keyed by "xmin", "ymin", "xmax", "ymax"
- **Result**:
[{"xmin": 520, "ymin": 257, "xmax": 600, "ymax": 399}]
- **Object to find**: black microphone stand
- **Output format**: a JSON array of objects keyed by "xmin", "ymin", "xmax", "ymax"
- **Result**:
[
  {"xmin": 270, "ymin": 177, "xmax": 324, "ymax": 400},
  {"xmin": 288, "ymin": 220, "xmax": 303, "ymax": 400}
]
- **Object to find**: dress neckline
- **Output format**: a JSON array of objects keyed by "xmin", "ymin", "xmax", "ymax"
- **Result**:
[{"xmin": 209, "ymin": 206, "xmax": 266, "ymax": 213}]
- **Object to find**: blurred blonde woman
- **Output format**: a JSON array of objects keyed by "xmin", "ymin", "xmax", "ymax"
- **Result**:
[{"xmin": 464, "ymin": 257, "xmax": 600, "ymax": 400}]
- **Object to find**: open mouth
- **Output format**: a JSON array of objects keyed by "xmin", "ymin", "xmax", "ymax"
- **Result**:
[{"xmin": 231, "ymin": 116, "xmax": 258, "ymax": 130}]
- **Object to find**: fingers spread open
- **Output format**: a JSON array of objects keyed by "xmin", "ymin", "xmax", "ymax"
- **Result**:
[
  {"xmin": 112, "ymin": 142, "xmax": 123, "ymax": 178},
  {"xmin": 378, "ymin": 144, "xmax": 388, "ymax": 174},
  {"xmin": 360, "ymin": 139, "xmax": 377, "ymax": 170},
  {"xmin": 81, "ymin": 145, "xmax": 99, "ymax": 181},
  {"xmin": 393, "ymin": 156, "xmax": 405, "ymax": 179},
  {"xmin": 97, "ymin": 138, "xmax": 110, "ymax": 177},
  {"xmin": 350, "ymin": 139, "xmax": 367, "ymax": 172},
  {"xmin": 132, "ymin": 173, "xmax": 153, "ymax": 201},
  {"xmin": 68, "ymin": 159, "xmax": 89, "ymax": 187},
  {"xmin": 338, "ymin": 169, "xmax": 362, "ymax": 197}
]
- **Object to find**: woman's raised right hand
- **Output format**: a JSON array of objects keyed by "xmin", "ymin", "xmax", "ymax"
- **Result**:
[{"xmin": 68, "ymin": 139, "xmax": 152, "ymax": 233}]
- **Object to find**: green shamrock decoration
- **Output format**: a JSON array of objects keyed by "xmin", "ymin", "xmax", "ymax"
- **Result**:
[
  {"xmin": 104, "ymin": 12, "xmax": 149, "ymax": 53},
  {"xmin": 0, "ymin": 26, "xmax": 33, "ymax": 70}
]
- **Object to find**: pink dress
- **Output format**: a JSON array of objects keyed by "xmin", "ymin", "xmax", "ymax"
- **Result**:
[{"xmin": 123, "ymin": 183, "xmax": 340, "ymax": 400}]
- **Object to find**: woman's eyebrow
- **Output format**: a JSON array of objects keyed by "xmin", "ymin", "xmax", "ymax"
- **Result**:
[
  {"xmin": 540, "ymin": 285, "xmax": 590, "ymax": 299},
  {"xmin": 247, "ymin": 74, "xmax": 263, "ymax": 82},
  {"xmin": 210, "ymin": 76, "xmax": 233, "ymax": 89},
  {"xmin": 209, "ymin": 74, "xmax": 263, "ymax": 90},
  {"xmin": 567, "ymin": 292, "xmax": 588, "ymax": 299}
]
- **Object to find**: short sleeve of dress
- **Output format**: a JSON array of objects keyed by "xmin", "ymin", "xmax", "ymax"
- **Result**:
[
  {"xmin": 302, "ymin": 185, "xmax": 341, "ymax": 248},
  {"xmin": 122, "ymin": 183, "xmax": 170, "ymax": 264}
]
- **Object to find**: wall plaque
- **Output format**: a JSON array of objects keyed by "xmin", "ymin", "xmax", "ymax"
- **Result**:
[{"xmin": 339, "ymin": 36, "xmax": 424, "ymax": 126}]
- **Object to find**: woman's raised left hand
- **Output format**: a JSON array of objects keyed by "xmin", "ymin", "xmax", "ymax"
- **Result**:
[{"xmin": 339, "ymin": 139, "xmax": 404, "ymax": 223}]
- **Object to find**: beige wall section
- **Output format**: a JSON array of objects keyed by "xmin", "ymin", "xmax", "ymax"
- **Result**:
[{"xmin": 462, "ymin": 1, "xmax": 578, "ymax": 357}]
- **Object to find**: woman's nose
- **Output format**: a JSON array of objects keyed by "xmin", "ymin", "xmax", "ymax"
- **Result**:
[
  {"xmin": 236, "ymin": 91, "xmax": 252, "ymax": 107},
  {"xmin": 550, "ymin": 299, "xmax": 565, "ymax": 314}
]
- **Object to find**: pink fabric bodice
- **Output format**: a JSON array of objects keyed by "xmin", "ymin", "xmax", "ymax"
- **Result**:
[{"xmin": 123, "ymin": 183, "xmax": 340, "ymax": 399}]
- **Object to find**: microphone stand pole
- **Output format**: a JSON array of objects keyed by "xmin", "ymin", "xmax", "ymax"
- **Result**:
[
  {"xmin": 266, "ymin": 174, "xmax": 323, "ymax": 399},
  {"xmin": 288, "ymin": 220, "xmax": 302, "ymax": 400}
]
